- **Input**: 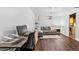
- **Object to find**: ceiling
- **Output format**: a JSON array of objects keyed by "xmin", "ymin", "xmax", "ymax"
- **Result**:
[{"xmin": 31, "ymin": 7, "xmax": 75, "ymax": 16}]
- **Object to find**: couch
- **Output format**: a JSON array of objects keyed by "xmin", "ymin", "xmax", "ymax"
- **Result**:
[{"xmin": 40, "ymin": 26, "xmax": 60, "ymax": 35}]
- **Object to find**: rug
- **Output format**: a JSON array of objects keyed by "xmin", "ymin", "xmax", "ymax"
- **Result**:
[{"xmin": 40, "ymin": 35, "xmax": 61, "ymax": 39}]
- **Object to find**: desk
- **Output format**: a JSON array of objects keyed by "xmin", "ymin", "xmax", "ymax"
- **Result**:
[{"xmin": 0, "ymin": 37, "xmax": 28, "ymax": 51}]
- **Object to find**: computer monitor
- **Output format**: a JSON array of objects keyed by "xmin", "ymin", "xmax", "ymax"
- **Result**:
[{"xmin": 16, "ymin": 25, "xmax": 27, "ymax": 36}]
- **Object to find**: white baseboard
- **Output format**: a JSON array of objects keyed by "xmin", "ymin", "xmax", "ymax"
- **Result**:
[{"xmin": 75, "ymin": 38, "xmax": 79, "ymax": 41}]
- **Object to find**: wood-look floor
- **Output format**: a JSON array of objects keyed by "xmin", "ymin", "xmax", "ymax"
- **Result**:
[{"xmin": 34, "ymin": 34, "xmax": 79, "ymax": 51}]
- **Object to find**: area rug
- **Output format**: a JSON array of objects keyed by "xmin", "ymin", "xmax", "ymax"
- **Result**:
[{"xmin": 40, "ymin": 35, "xmax": 61, "ymax": 39}]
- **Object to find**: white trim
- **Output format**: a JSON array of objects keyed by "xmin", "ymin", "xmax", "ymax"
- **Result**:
[{"xmin": 75, "ymin": 38, "xmax": 79, "ymax": 41}]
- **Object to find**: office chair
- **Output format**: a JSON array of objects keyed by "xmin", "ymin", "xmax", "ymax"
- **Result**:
[
  {"xmin": 21, "ymin": 32, "xmax": 35, "ymax": 51},
  {"xmin": 16, "ymin": 25, "xmax": 35, "ymax": 51}
]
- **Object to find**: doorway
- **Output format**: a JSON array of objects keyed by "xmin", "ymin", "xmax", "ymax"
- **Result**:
[{"xmin": 69, "ymin": 13, "xmax": 76, "ymax": 39}]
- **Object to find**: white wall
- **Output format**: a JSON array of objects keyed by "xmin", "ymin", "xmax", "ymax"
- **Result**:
[
  {"xmin": 60, "ymin": 8, "xmax": 76, "ymax": 37},
  {"xmin": 75, "ymin": 9, "xmax": 79, "ymax": 41},
  {"xmin": 38, "ymin": 16, "xmax": 61, "ymax": 26},
  {"xmin": 60, "ymin": 15, "xmax": 69, "ymax": 36},
  {"xmin": 0, "ymin": 7, "xmax": 35, "ymax": 41},
  {"xmin": 60, "ymin": 8, "xmax": 79, "ymax": 41}
]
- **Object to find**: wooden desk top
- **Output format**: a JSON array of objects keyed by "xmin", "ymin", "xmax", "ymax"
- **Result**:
[{"xmin": 0, "ymin": 37, "xmax": 28, "ymax": 48}]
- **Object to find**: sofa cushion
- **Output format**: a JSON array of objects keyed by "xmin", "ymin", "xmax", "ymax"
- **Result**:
[{"xmin": 41, "ymin": 26, "xmax": 51, "ymax": 30}]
